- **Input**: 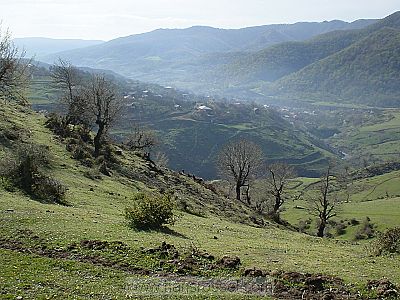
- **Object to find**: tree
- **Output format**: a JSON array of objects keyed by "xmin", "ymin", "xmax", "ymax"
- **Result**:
[
  {"xmin": 264, "ymin": 162, "xmax": 296, "ymax": 215},
  {"xmin": 0, "ymin": 25, "xmax": 30, "ymax": 103},
  {"xmin": 50, "ymin": 59, "xmax": 90, "ymax": 126},
  {"xmin": 83, "ymin": 75, "xmax": 123, "ymax": 157},
  {"xmin": 308, "ymin": 165, "xmax": 342, "ymax": 237},
  {"xmin": 217, "ymin": 139, "xmax": 263, "ymax": 203},
  {"xmin": 125, "ymin": 123, "xmax": 159, "ymax": 154}
]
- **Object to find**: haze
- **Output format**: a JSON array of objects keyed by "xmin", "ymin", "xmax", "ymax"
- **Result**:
[{"xmin": 1, "ymin": 0, "xmax": 399, "ymax": 40}]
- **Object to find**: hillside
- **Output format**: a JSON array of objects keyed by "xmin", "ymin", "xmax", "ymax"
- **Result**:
[
  {"xmin": 1, "ymin": 103, "xmax": 399, "ymax": 299},
  {"xmin": 274, "ymin": 27, "xmax": 400, "ymax": 107},
  {"xmin": 228, "ymin": 12, "xmax": 400, "ymax": 83}
]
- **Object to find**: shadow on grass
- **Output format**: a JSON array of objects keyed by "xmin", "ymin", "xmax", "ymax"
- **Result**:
[
  {"xmin": 132, "ymin": 226, "xmax": 189, "ymax": 239},
  {"xmin": 158, "ymin": 226, "xmax": 189, "ymax": 239}
]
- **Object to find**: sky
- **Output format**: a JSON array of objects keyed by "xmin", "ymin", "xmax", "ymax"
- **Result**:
[{"xmin": 0, "ymin": 0, "xmax": 399, "ymax": 41}]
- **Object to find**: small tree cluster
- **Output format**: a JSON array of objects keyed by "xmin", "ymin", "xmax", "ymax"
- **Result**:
[
  {"xmin": 0, "ymin": 143, "xmax": 66, "ymax": 204},
  {"xmin": 50, "ymin": 60, "xmax": 124, "ymax": 157},
  {"xmin": 125, "ymin": 192, "xmax": 176, "ymax": 230}
]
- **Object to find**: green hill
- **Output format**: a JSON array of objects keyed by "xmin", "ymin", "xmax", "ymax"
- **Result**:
[
  {"xmin": 1, "ymin": 102, "xmax": 400, "ymax": 299},
  {"xmin": 274, "ymin": 27, "xmax": 400, "ymax": 107}
]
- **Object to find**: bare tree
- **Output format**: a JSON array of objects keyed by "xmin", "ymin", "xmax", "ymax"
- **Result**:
[
  {"xmin": 308, "ymin": 165, "xmax": 342, "ymax": 237},
  {"xmin": 265, "ymin": 162, "xmax": 296, "ymax": 214},
  {"xmin": 50, "ymin": 59, "xmax": 90, "ymax": 125},
  {"xmin": 0, "ymin": 25, "xmax": 31, "ymax": 104},
  {"xmin": 216, "ymin": 139, "xmax": 263, "ymax": 203},
  {"xmin": 126, "ymin": 123, "xmax": 159, "ymax": 154},
  {"xmin": 83, "ymin": 75, "xmax": 123, "ymax": 157}
]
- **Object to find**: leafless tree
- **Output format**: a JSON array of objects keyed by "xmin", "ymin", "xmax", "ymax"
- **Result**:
[
  {"xmin": 50, "ymin": 59, "xmax": 91, "ymax": 125},
  {"xmin": 216, "ymin": 139, "xmax": 263, "ymax": 203},
  {"xmin": 308, "ymin": 165, "xmax": 342, "ymax": 237},
  {"xmin": 83, "ymin": 74, "xmax": 123, "ymax": 157},
  {"xmin": 265, "ymin": 162, "xmax": 296, "ymax": 214},
  {"xmin": 0, "ymin": 25, "xmax": 31, "ymax": 104},
  {"xmin": 126, "ymin": 123, "xmax": 159, "ymax": 154}
]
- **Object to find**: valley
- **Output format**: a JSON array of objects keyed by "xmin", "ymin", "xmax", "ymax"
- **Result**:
[{"xmin": 1, "ymin": 7, "xmax": 400, "ymax": 300}]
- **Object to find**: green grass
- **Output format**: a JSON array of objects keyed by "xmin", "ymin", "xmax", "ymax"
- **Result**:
[
  {"xmin": 360, "ymin": 112, "xmax": 400, "ymax": 132},
  {"xmin": 1, "ymin": 103, "xmax": 400, "ymax": 299},
  {"xmin": 330, "ymin": 109, "xmax": 400, "ymax": 164},
  {"xmin": 348, "ymin": 171, "xmax": 400, "ymax": 202}
]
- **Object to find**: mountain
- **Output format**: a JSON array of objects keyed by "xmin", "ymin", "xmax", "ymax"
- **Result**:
[
  {"xmin": 273, "ymin": 27, "xmax": 400, "ymax": 107},
  {"xmin": 221, "ymin": 12, "xmax": 400, "ymax": 85},
  {"xmin": 40, "ymin": 19, "xmax": 375, "ymax": 77},
  {"xmin": 35, "ymin": 12, "xmax": 400, "ymax": 107},
  {"xmin": 13, "ymin": 37, "xmax": 104, "ymax": 58}
]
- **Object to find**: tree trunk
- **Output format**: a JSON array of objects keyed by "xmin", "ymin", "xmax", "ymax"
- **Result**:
[
  {"xmin": 94, "ymin": 122, "xmax": 105, "ymax": 157},
  {"xmin": 317, "ymin": 220, "xmax": 325, "ymax": 237},
  {"xmin": 235, "ymin": 183, "xmax": 241, "ymax": 201},
  {"xmin": 274, "ymin": 195, "xmax": 281, "ymax": 213},
  {"xmin": 245, "ymin": 185, "xmax": 251, "ymax": 205}
]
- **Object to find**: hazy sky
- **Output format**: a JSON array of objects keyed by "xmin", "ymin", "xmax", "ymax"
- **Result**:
[{"xmin": 1, "ymin": 0, "xmax": 399, "ymax": 41}]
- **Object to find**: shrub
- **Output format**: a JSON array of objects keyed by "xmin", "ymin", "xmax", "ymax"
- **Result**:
[
  {"xmin": 371, "ymin": 227, "xmax": 400, "ymax": 256},
  {"xmin": 350, "ymin": 218, "xmax": 360, "ymax": 226},
  {"xmin": 335, "ymin": 222, "xmax": 347, "ymax": 236},
  {"xmin": 298, "ymin": 220, "xmax": 311, "ymax": 233},
  {"xmin": 0, "ymin": 143, "xmax": 67, "ymax": 204},
  {"xmin": 0, "ymin": 144, "xmax": 50, "ymax": 192},
  {"xmin": 354, "ymin": 217, "xmax": 376, "ymax": 240},
  {"xmin": 46, "ymin": 113, "xmax": 92, "ymax": 142},
  {"xmin": 31, "ymin": 175, "xmax": 67, "ymax": 204},
  {"xmin": 125, "ymin": 192, "xmax": 176, "ymax": 230}
]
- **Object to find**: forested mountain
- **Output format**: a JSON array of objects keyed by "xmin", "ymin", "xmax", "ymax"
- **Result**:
[
  {"xmin": 273, "ymin": 27, "xmax": 400, "ymax": 107},
  {"xmin": 221, "ymin": 11, "xmax": 400, "ymax": 86}
]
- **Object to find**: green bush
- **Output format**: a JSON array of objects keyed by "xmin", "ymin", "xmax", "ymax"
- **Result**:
[
  {"xmin": 31, "ymin": 174, "xmax": 67, "ymax": 204},
  {"xmin": 354, "ymin": 217, "xmax": 375, "ymax": 240},
  {"xmin": 125, "ymin": 192, "xmax": 176, "ymax": 230},
  {"xmin": 0, "ymin": 143, "xmax": 67, "ymax": 204},
  {"xmin": 371, "ymin": 227, "xmax": 400, "ymax": 256}
]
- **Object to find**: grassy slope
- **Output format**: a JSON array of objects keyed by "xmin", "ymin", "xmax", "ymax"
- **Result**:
[
  {"xmin": 330, "ymin": 109, "xmax": 400, "ymax": 164},
  {"xmin": 282, "ymin": 172, "xmax": 400, "ymax": 240},
  {"xmin": 0, "ymin": 104, "xmax": 399, "ymax": 299}
]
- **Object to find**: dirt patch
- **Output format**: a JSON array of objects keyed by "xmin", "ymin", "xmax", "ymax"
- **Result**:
[{"xmin": 1, "ymin": 232, "xmax": 399, "ymax": 299}]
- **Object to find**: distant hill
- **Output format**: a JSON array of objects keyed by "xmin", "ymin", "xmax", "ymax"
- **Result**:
[
  {"xmin": 13, "ymin": 37, "xmax": 104, "ymax": 58},
  {"xmin": 35, "ymin": 12, "xmax": 400, "ymax": 107},
  {"xmin": 219, "ymin": 12, "xmax": 400, "ymax": 88},
  {"xmin": 273, "ymin": 27, "xmax": 400, "ymax": 107},
  {"xmin": 40, "ymin": 19, "xmax": 375, "ymax": 77}
]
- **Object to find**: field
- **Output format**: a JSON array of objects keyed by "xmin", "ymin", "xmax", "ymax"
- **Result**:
[{"xmin": 330, "ymin": 109, "xmax": 400, "ymax": 165}]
